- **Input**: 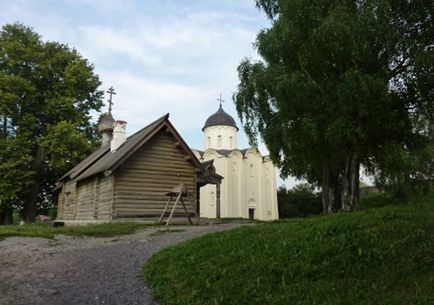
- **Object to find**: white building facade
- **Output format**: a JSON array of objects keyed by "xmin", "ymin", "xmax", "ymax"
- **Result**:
[{"xmin": 193, "ymin": 105, "xmax": 279, "ymax": 221}]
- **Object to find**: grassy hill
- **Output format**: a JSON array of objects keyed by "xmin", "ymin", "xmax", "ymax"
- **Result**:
[{"xmin": 144, "ymin": 191, "xmax": 434, "ymax": 305}]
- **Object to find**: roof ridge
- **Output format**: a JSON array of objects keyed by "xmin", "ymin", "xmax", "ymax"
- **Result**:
[
  {"xmin": 125, "ymin": 113, "xmax": 169, "ymax": 140},
  {"xmin": 56, "ymin": 113, "xmax": 170, "ymax": 184}
]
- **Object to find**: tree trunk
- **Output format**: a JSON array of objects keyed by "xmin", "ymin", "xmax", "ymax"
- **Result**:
[
  {"xmin": 341, "ymin": 151, "xmax": 360, "ymax": 211},
  {"xmin": 23, "ymin": 147, "xmax": 45, "ymax": 223},
  {"xmin": 321, "ymin": 165, "xmax": 330, "ymax": 213},
  {"xmin": 330, "ymin": 173, "xmax": 342, "ymax": 211},
  {"xmin": 321, "ymin": 164, "xmax": 338, "ymax": 214},
  {"xmin": 403, "ymin": 174, "xmax": 413, "ymax": 205},
  {"xmin": 3, "ymin": 206, "xmax": 13, "ymax": 224},
  {"xmin": 0, "ymin": 115, "xmax": 13, "ymax": 225},
  {"xmin": 0, "ymin": 202, "xmax": 13, "ymax": 225}
]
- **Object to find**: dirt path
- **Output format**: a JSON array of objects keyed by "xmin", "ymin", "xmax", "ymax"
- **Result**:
[{"xmin": 0, "ymin": 223, "xmax": 246, "ymax": 305}]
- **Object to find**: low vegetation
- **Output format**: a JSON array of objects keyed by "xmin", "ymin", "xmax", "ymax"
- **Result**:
[
  {"xmin": 277, "ymin": 184, "xmax": 322, "ymax": 218},
  {"xmin": 144, "ymin": 191, "xmax": 434, "ymax": 305},
  {"xmin": 0, "ymin": 222, "xmax": 151, "ymax": 241}
]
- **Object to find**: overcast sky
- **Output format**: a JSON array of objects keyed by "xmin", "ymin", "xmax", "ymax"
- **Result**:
[{"xmin": 0, "ymin": 0, "xmax": 303, "ymax": 187}]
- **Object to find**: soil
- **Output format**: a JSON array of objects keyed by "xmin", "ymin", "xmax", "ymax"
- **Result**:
[{"xmin": 0, "ymin": 223, "xmax": 246, "ymax": 305}]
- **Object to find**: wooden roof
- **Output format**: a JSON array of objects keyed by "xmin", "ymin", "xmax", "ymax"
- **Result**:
[{"xmin": 56, "ymin": 113, "xmax": 201, "ymax": 186}]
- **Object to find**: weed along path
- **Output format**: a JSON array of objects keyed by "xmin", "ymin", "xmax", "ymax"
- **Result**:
[{"xmin": 0, "ymin": 223, "xmax": 246, "ymax": 305}]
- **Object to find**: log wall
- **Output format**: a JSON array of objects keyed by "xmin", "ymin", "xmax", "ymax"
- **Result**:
[
  {"xmin": 58, "ymin": 180, "xmax": 77, "ymax": 220},
  {"xmin": 76, "ymin": 178, "xmax": 96, "ymax": 220},
  {"xmin": 113, "ymin": 130, "xmax": 197, "ymax": 218},
  {"xmin": 96, "ymin": 176, "xmax": 113, "ymax": 220}
]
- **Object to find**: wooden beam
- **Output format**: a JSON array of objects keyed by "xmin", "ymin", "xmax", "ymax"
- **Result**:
[{"xmin": 216, "ymin": 183, "xmax": 221, "ymax": 222}]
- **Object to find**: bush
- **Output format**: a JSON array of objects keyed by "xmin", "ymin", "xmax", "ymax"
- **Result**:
[{"xmin": 277, "ymin": 184, "xmax": 322, "ymax": 218}]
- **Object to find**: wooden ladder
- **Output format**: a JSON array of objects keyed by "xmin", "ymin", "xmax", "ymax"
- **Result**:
[{"xmin": 158, "ymin": 184, "xmax": 199, "ymax": 226}]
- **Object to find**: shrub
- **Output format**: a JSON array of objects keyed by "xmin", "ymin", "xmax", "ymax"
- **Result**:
[{"xmin": 277, "ymin": 184, "xmax": 322, "ymax": 218}]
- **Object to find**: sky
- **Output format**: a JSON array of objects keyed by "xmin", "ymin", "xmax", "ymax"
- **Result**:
[{"xmin": 0, "ymin": 0, "xmax": 302, "ymax": 187}]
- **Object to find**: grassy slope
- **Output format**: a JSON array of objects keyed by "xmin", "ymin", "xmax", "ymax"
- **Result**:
[
  {"xmin": 0, "ymin": 222, "xmax": 151, "ymax": 240},
  {"xmin": 144, "ymin": 191, "xmax": 434, "ymax": 305}
]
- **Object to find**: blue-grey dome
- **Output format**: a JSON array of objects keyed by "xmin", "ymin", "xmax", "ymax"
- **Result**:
[{"xmin": 202, "ymin": 105, "xmax": 238, "ymax": 131}]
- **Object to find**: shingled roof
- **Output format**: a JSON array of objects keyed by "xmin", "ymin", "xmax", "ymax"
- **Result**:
[{"xmin": 56, "ymin": 113, "xmax": 201, "ymax": 187}]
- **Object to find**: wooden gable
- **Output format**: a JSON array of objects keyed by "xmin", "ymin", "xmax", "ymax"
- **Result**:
[{"xmin": 112, "ymin": 127, "xmax": 198, "ymax": 218}]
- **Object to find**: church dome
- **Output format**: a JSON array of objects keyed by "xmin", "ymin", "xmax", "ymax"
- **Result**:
[
  {"xmin": 98, "ymin": 112, "xmax": 115, "ymax": 132},
  {"xmin": 202, "ymin": 105, "xmax": 238, "ymax": 131}
]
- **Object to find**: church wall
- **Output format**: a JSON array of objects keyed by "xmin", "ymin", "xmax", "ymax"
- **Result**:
[
  {"xmin": 244, "ymin": 150, "xmax": 262, "ymax": 220},
  {"xmin": 75, "ymin": 178, "xmax": 97, "ymax": 220},
  {"xmin": 199, "ymin": 184, "xmax": 216, "ymax": 218},
  {"xmin": 57, "ymin": 180, "xmax": 77, "ymax": 220},
  {"xmin": 199, "ymin": 150, "xmax": 228, "ymax": 218},
  {"xmin": 113, "ymin": 129, "xmax": 197, "ymax": 218},
  {"xmin": 228, "ymin": 151, "xmax": 243, "ymax": 217},
  {"xmin": 197, "ymin": 148, "xmax": 279, "ymax": 221},
  {"xmin": 96, "ymin": 176, "xmax": 113, "ymax": 220},
  {"xmin": 204, "ymin": 125, "xmax": 237, "ymax": 150},
  {"xmin": 57, "ymin": 175, "xmax": 115, "ymax": 222}
]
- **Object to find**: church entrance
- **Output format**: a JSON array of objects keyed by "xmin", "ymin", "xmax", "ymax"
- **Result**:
[{"xmin": 248, "ymin": 208, "xmax": 255, "ymax": 220}]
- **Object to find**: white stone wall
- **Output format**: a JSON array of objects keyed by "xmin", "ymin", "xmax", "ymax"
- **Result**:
[
  {"xmin": 204, "ymin": 125, "xmax": 237, "ymax": 150},
  {"xmin": 195, "ymin": 148, "xmax": 279, "ymax": 221}
]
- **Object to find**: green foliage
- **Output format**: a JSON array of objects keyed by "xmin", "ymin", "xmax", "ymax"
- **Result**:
[
  {"xmin": 373, "ymin": 123, "xmax": 434, "ymax": 202},
  {"xmin": 359, "ymin": 192, "xmax": 403, "ymax": 210},
  {"xmin": 277, "ymin": 184, "xmax": 322, "ymax": 218},
  {"xmin": 0, "ymin": 222, "xmax": 151, "ymax": 241},
  {"xmin": 144, "ymin": 190, "xmax": 434, "ymax": 305},
  {"xmin": 233, "ymin": 0, "xmax": 434, "ymax": 211},
  {"xmin": 0, "ymin": 23, "xmax": 103, "ymax": 222}
]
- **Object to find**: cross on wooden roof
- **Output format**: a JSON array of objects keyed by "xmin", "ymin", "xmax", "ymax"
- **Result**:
[
  {"xmin": 107, "ymin": 86, "xmax": 116, "ymax": 113},
  {"xmin": 217, "ymin": 93, "xmax": 224, "ymax": 108}
]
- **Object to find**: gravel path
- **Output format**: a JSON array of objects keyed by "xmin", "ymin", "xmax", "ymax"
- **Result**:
[{"xmin": 0, "ymin": 223, "xmax": 246, "ymax": 305}]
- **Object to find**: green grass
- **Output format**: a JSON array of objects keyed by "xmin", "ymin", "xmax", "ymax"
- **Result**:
[
  {"xmin": 0, "ymin": 222, "xmax": 152, "ymax": 241},
  {"xmin": 144, "ymin": 191, "xmax": 434, "ymax": 305},
  {"xmin": 149, "ymin": 228, "xmax": 186, "ymax": 236}
]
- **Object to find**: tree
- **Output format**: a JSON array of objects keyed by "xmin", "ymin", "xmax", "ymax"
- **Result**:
[
  {"xmin": 277, "ymin": 184, "xmax": 322, "ymax": 218},
  {"xmin": 234, "ymin": 0, "xmax": 433, "ymax": 213},
  {"xmin": 0, "ymin": 23, "xmax": 103, "ymax": 223}
]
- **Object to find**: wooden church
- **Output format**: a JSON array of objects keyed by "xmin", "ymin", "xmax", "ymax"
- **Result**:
[{"xmin": 54, "ymin": 109, "xmax": 221, "ymax": 224}]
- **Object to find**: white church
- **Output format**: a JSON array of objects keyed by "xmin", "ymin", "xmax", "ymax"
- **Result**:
[{"xmin": 193, "ymin": 103, "xmax": 279, "ymax": 221}]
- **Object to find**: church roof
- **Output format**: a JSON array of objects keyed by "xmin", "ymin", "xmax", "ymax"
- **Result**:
[
  {"xmin": 202, "ymin": 105, "xmax": 238, "ymax": 131},
  {"xmin": 55, "ymin": 114, "xmax": 201, "ymax": 187},
  {"xmin": 194, "ymin": 148, "xmax": 250, "ymax": 158}
]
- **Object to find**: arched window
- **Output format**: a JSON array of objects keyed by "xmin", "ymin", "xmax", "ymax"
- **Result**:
[
  {"xmin": 217, "ymin": 135, "xmax": 222, "ymax": 148},
  {"xmin": 207, "ymin": 136, "xmax": 211, "ymax": 147},
  {"xmin": 229, "ymin": 136, "xmax": 233, "ymax": 148},
  {"xmin": 250, "ymin": 163, "xmax": 254, "ymax": 177}
]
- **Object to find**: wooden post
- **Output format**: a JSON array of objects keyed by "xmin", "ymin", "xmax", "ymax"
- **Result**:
[{"xmin": 216, "ymin": 183, "xmax": 221, "ymax": 221}]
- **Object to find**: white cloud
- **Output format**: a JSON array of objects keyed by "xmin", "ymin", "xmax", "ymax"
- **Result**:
[
  {"xmin": 77, "ymin": 26, "xmax": 163, "ymax": 68},
  {"xmin": 0, "ymin": 0, "xmax": 301, "ymax": 188}
]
